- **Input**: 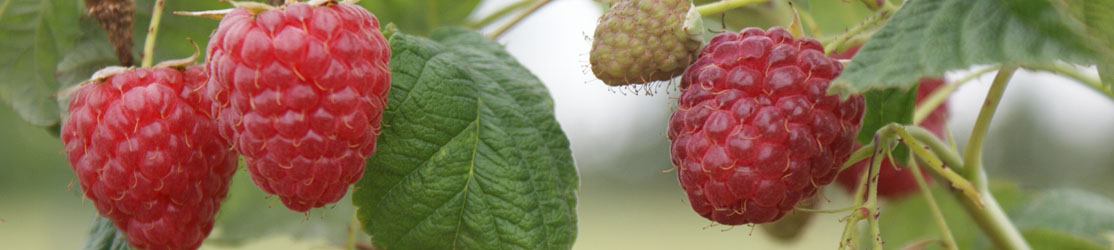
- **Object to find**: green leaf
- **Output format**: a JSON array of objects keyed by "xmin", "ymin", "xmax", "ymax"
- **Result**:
[
  {"xmin": 833, "ymin": 0, "xmax": 1098, "ymax": 94},
  {"xmin": 352, "ymin": 27, "xmax": 578, "ymax": 249},
  {"xmin": 0, "ymin": 0, "xmax": 82, "ymax": 126},
  {"xmin": 358, "ymin": 0, "xmax": 481, "ymax": 35},
  {"xmin": 206, "ymin": 166, "xmax": 362, "ymax": 246},
  {"xmin": 1012, "ymin": 188, "xmax": 1114, "ymax": 246},
  {"xmin": 1022, "ymin": 228, "xmax": 1108, "ymax": 250},
  {"xmin": 857, "ymin": 86, "xmax": 917, "ymax": 163},
  {"xmin": 83, "ymin": 216, "xmax": 132, "ymax": 250}
]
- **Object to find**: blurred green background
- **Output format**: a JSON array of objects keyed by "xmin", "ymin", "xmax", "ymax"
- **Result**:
[{"xmin": 2, "ymin": 0, "xmax": 1113, "ymax": 249}]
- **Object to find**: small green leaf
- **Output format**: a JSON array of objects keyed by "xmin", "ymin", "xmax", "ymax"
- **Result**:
[
  {"xmin": 833, "ymin": 0, "xmax": 1098, "ymax": 94},
  {"xmin": 352, "ymin": 27, "xmax": 578, "ymax": 249},
  {"xmin": 0, "ymin": 0, "xmax": 82, "ymax": 126},
  {"xmin": 1012, "ymin": 188, "xmax": 1114, "ymax": 246},
  {"xmin": 83, "ymin": 216, "xmax": 132, "ymax": 250},
  {"xmin": 1022, "ymin": 228, "xmax": 1108, "ymax": 250},
  {"xmin": 857, "ymin": 86, "xmax": 917, "ymax": 163},
  {"xmin": 358, "ymin": 0, "xmax": 481, "ymax": 35}
]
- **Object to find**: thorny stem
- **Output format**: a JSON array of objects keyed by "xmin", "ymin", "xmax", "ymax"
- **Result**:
[
  {"xmin": 470, "ymin": 0, "xmax": 532, "ymax": 29},
  {"xmin": 1023, "ymin": 63, "xmax": 1114, "ymax": 100},
  {"xmin": 140, "ymin": 0, "xmax": 166, "ymax": 67},
  {"xmin": 489, "ymin": 0, "xmax": 553, "ymax": 39},
  {"xmin": 865, "ymin": 137, "xmax": 886, "ymax": 250},
  {"xmin": 915, "ymin": 66, "xmax": 1000, "ymax": 124},
  {"xmin": 838, "ymin": 136, "xmax": 886, "ymax": 250},
  {"xmin": 694, "ymin": 0, "xmax": 769, "ymax": 16},
  {"xmin": 823, "ymin": 1, "xmax": 898, "ymax": 55},
  {"xmin": 907, "ymin": 160, "xmax": 959, "ymax": 250},
  {"xmin": 963, "ymin": 66, "xmax": 1016, "ymax": 188},
  {"xmin": 347, "ymin": 210, "xmax": 359, "ymax": 250}
]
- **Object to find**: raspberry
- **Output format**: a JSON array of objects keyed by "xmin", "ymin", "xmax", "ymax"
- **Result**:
[
  {"xmin": 61, "ymin": 66, "xmax": 237, "ymax": 250},
  {"xmin": 836, "ymin": 77, "xmax": 949, "ymax": 198},
  {"xmin": 205, "ymin": 1, "xmax": 390, "ymax": 212},
  {"xmin": 589, "ymin": 0, "xmax": 704, "ymax": 86},
  {"xmin": 667, "ymin": 27, "xmax": 865, "ymax": 225}
]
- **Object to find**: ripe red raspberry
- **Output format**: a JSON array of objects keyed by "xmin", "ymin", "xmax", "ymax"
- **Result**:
[
  {"xmin": 61, "ymin": 66, "xmax": 237, "ymax": 250},
  {"xmin": 836, "ymin": 77, "xmax": 949, "ymax": 198},
  {"xmin": 668, "ymin": 27, "xmax": 865, "ymax": 225},
  {"xmin": 205, "ymin": 1, "xmax": 390, "ymax": 212}
]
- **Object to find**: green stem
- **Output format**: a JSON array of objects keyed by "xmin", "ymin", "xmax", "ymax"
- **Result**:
[
  {"xmin": 470, "ymin": 0, "xmax": 532, "ymax": 29},
  {"xmin": 694, "ymin": 0, "xmax": 769, "ymax": 16},
  {"xmin": 823, "ymin": 5, "xmax": 895, "ymax": 54},
  {"xmin": 489, "ymin": 0, "xmax": 552, "ymax": 39},
  {"xmin": 141, "ymin": 0, "xmax": 166, "ymax": 68},
  {"xmin": 962, "ymin": 66, "xmax": 1016, "ymax": 187},
  {"xmin": 907, "ymin": 160, "xmax": 959, "ymax": 250},
  {"xmin": 1023, "ymin": 63, "xmax": 1114, "ymax": 100},
  {"xmin": 915, "ymin": 66, "xmax": 1000, "ymax": 124}
]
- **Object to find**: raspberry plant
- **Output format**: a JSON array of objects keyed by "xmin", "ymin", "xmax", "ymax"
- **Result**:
[{"xmin": 1, "ymin": 0, "xmax": 1113, "ymax": 249}]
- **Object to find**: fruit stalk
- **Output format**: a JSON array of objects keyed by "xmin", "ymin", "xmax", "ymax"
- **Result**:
[
  {"xmin": 694, "ymin": 0, "xmax": 768, "ymax": 16},
  {"xmin": 140, "ymin": 0, "xmax": 165, "ymax": 67},
  {"xmin": 490, "ymin": 0, "xmax": 553, "ymax": 39}
]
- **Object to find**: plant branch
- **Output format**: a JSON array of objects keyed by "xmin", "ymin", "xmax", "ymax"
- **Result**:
[
  {"xmin": 489, "ymin": 0, "xmax": 553, "ymax": 39},
  {"xmin": 962, "ymin": 66, "xmax": 1016, "ymax": 187},
  {"xmin": 471, "ymin": 0, "xmax": 532, "ymax": 29},
  {"xmin": 1023, "ymin": 63, "xmax": 1114, "ymax": 100},
  {"xmin": 140, "ymin": 0, "xmax": 166, "ymax": 68},
  {"xmin": 694, "ymin": 0, "xmax": 769, "ymax": 16},
  {"xmin": 885, "ymin": 123, "xmax": 1031, "ymax": 250},
  {"xmin": 915, "ymin": 66, "xmax": 999, "ymax": 124}
]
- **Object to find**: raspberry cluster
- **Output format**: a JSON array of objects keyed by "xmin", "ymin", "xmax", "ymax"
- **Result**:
[{"xmin": 668, "ymin": 27, "xmax": 865, "ymax": 225}]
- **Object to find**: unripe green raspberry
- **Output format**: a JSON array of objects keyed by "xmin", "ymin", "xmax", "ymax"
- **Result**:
[{"xmin": 590, "ymin": 0, "xmax": 704, "ymax": 86}]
